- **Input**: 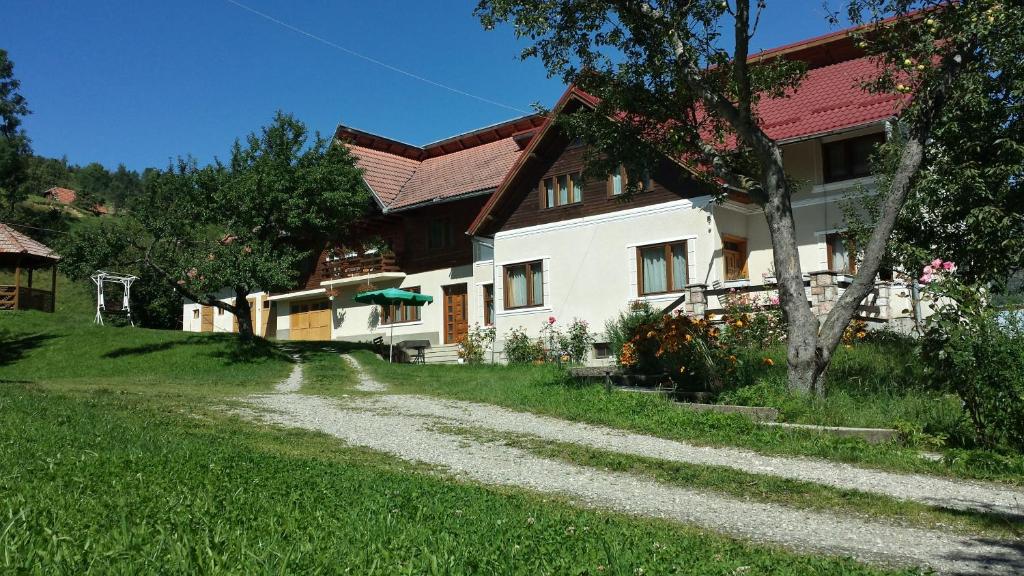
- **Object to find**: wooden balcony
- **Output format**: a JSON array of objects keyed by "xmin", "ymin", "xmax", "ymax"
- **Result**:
[
  {"xmin": 319, "ymin": 252, "xmax": 402, "ymax": 282},
  {"xmin": 0, "ymin": 285, "xmax": 55, "ymax": 312}
]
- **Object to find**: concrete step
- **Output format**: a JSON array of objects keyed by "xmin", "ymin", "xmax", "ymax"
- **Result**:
[{"xmin": 422, "ymin": 344, "xmax": 462, "ymax": 364}]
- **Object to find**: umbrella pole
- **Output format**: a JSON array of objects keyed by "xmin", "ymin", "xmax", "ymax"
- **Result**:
[{"xmin": 389, "ymin": 322, "xmax": 395, "ymax": 363}]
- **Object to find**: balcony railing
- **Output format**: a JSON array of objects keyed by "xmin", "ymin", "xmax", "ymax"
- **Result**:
[
  {"xmin": 0, "ymin": 285, "xmax": 55, "ymax": 312},
  {"xmin": 319, "ymin": 252, "xmax": 401, "ymax": 282}
]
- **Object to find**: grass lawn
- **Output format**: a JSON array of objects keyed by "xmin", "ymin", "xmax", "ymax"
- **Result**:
[
  {"xmin": 1, "ymin": 312, "xmax": 919, "ymax": 575},
  {"xmin": 351, "ymin": 350, "xmax": 1024, "ymax": 484}
]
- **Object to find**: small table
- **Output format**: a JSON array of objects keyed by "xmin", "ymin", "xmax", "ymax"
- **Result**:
[{"xmin": 400, "ymin": 339, "xmax": 430, "ymax": 364}]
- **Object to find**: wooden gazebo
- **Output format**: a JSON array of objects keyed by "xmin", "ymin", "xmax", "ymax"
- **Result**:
[{"xmin": 0, "ymin": 223, "xmax": 60, "ymax": 312}]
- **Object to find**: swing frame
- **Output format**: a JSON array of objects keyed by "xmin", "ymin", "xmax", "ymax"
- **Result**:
[{"xmin": 91, "ymin": 270, "xmax": 139, "ymax": 326}]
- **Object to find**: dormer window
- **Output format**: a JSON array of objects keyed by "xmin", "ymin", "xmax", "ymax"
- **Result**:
[
  {"xmin": 541, "ymin": 172, "xmax": 583, "ymax": 208},
  {"xmin": 822, "ymin": 133, "xmax": 885, "ymax": 183}
]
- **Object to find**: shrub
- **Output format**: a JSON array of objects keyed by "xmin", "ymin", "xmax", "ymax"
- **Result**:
[
  {"xmin": 616, "ymin": 311, "xmax": 728, "ymax": 390},
  {"xmin": 921, "ymin": 259, "xmax": 1024, "ymax": 452},
  {"xmin": 558, "ymin": 318, "xmax": 595, "ymax": 365},
  {"xmin": 718, "ymin": 289, "xmax": 786, "ymax": 349},
  {"xmin": 503, "ymin": 327, "xmax": 545, "ymax": 365},
  {"xmin": 458, "ymin": 323, "xmax": 496, "ymax": 364},
  {"xmin": 605, "ymin": 302, "xmax": 663, "ymax": 373}
]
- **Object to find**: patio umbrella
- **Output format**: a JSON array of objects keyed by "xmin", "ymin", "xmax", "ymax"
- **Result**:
[{"xmin": 354, "ymin": 288, "xmax": 433, "ymax": 362}]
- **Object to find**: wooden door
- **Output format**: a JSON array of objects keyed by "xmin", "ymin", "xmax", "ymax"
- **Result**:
[
  {"xmin": 722, "ymin": 235, "xmax": 749, "ymax": 281},
  {"xmin": 200, "ymin": 306, "xmax": 214, "ymax": 332},
  {"xmin": 443, "ymin": 284, "xmax": 468, "ymax": 344}
]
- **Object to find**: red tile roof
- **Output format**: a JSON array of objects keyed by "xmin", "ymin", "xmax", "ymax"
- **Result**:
[
  {"xmin": 44, "ymin": 187, "xmax": 77, "ymax": 204},
  {"xmin": 338, "ymin": 115, "xmax": 546, "ymax": 211},
  {"xmin": 759, "ymin": 55, "xmax": 904, "ymax": 142},
  {"xmin": 0, "ymin": 224, "xmax": 60, "ymax": 261}
]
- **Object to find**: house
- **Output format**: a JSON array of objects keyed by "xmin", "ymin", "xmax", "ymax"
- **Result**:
[
  {"xmin": 184, "ymin": 115, "xmax": 547, "ymax": 360},
  {"xmin": 42, "ymin": 186, "xmax": 110, "ymax": 215},
  {"xmin": 183, "ymin": 23, "xmax": 925, "ymax": 361},
  {"xmin": 43, "ymin": 187, "xmax": 77, "ymax": 205}
]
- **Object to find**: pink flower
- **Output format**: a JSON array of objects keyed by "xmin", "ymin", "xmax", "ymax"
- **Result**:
[
  {"xmin": 923, "ymin": 265, "xmax": 933, "ymax": 274},
  {"xmin": 548, "ymin": 316, "xmax": 556, "ymax": 325},
  {"xmin": 931, "ymin": 258, "xmax": 943, "ymax": 269},
  {"xmin": 920, "ymin": 273, "xmax": 934, "ymax": 284},
  {"xmin": 769, "ymin": 296, "xmax": 780, "ymax": 306},
  {"xmin": 942, "ymin": 261, "xmax": 955, "ymax": 271}
]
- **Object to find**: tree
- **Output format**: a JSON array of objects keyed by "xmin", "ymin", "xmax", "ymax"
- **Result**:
[
  {"xmin": 476, "ymin": 0, "xmax": 1021, "ymax": 394},
  {"xmin": 61, "ymin": 112, "xmax": 369, "ymax": 338},
  {"xmin": 72, "ymin": 162, "xmax": 112, "ymax": 210},
  {"xmin": 846, "ymin": 40, "xmax": 1024, "ymax": 291},
  {"xmin": 0, "ymin": 49, "xmax": 31, "ymax": 215}
]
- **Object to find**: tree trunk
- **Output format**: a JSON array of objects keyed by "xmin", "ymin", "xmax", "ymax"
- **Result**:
[
  {"xmin": 759, "ymin": 149, "xmax": 822, "ymax": 395},
  {"xmin": 234, "ymin": 287, "xmax": 254, "ymax": 341}
]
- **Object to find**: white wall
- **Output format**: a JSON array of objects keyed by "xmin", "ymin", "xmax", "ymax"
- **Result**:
[{"xmin": 492, "ymin": 198, "xmax": 715, "ymax": 348}]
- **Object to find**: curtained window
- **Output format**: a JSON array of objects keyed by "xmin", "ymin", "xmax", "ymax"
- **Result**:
[
  {"xmin": 504, "ymin": 261, "xmax": 543, "ymax": 308},
  {"xmin": 382, "ymin": 286, "xmax": 422, "ymax": 324},
  {"xmin": 540, "ymin": 172, "xmax": 583, "ymax": 208},
  {"xmin": 826, "ymin": 233, "xmax": 856, "ymax": 274},
  {"xmin": 637, "ymin": 242, "xmax": 688, "ymax": 295},
  {"xmin": 483, "ymin": 284, "xmax": 494, "ymax": 326}
]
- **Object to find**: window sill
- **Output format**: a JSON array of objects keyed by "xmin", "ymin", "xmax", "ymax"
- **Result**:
[
  {"xmin": 379, "ymin": 320, "xmax": 424, "ymax": 329},
  {"xmin": 632, "ymin": 291, "xmax": 686, "ymax": 303},
  {"xmin": 497, "ymin": 306, "xmax": 552, "ymax": 317},
  {"xmin": 721, "ymin": 279, "xmax": 751, "ymax": 288},
  {"xmin": 473, "ymin": 259, "xmax": 494, "ymax": 267}
]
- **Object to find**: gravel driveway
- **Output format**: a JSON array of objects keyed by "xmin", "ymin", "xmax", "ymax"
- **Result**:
[{"xmin": 234, "ymin": 357, "xmax": 1024, "ymax": 575}]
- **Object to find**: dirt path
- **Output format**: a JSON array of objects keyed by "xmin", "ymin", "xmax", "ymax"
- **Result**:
[{"xmin": 234, "ymin": 358, "xmax": 1023, "ymax": 575}]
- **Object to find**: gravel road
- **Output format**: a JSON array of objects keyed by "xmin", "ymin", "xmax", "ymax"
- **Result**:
[{"xmin": 233, "ymin": 358, "xmax": 1024, "ymax": 575}]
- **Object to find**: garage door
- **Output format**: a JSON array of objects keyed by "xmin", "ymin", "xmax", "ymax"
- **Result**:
[{"xmin": 290, "ymin": 301, "xmax": 331, "ymax": 341}]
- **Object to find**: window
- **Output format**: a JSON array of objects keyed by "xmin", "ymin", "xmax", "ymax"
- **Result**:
[
  {"xmin": 483, "ymin": 283, "xmax": 494, "ymax": 326},
  {"xmin": 593, "ymin": 342, "xmax": 612, "ymax": 359},
  {"xmin": 428, "ymin": 219, "xmax": 454, "ymax": 250},
  {"xmin": 504, "ymin": 261, "xmax": 544, "ymax": 308},
  {"xmin": 541, "ymin": 171, "xmax": 583, "ymax": 208},
  {"xmin": 382, "ymin": 286, "xmax": 422, "ymax": 324},
  {"xmin": 608, "ymin": 166, "xmax": 626, "ymax": 196},
  {"xmin": 217, "ymin": 307, "xmax": 224, "ymax": 315},
  {"xmin": 637, "ymin": 241, "xmax": 688, "ymax": 295},
  {"xmin": 192, "ymin": 309, "xmax": 200, "ymax": 319},
  {"xmin": 474, "ymin": 240, "xmax": 494, "ymax": 263},
  {"xmin": 826, "ymin": 233, "xmax": 857, "ymax": 274},
  {"xmin": 607, "ymin": 166, "xmax": 651, "ymax": 197},
  {"xmin": 722, "ymin": 235, "xmax": 749, "ymax": 281},
  {"xmin": 263, "ymin": 300, "xmax": 270, "ymax": 309},
  {"xmin": 823, "ymin": 133, "xmax": 885, "ymax": 183}
]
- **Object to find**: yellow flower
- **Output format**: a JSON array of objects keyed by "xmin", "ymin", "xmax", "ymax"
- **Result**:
[{"xmin": 762, "ymin": 357, "xmax": 775, "ymax": 366}]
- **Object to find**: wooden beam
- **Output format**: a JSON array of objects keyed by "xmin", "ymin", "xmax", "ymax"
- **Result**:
[{"xmin": 13, "ymin": 257, "xmax": 21, "ymax": 311}]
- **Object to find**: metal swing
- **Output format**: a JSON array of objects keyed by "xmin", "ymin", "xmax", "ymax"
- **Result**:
[{"xmin": 91, "ymin": 270, "xmax": 139, "ymax": 326}]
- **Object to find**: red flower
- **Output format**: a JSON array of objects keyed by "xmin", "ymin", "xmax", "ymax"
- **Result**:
[{"xmin": 548, "ymin": 316, "xmax": 556, "ymax": 324}]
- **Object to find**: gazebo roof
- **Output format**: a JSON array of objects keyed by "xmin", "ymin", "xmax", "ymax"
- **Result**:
[{"xmin": 0, "ymin": 223, "xmax": 60, "ymax": 265}]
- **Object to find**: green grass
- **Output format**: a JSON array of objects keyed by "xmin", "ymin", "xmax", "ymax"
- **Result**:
[
  {"xmin": 0, "ymin": 386, "xmax": 920, "ymax": 574},
  {"xmin": 0, "ymin": 309, "xmax": 292, "ymax": 395},
  {"xmin": 446, "ymin": 427, "xmax": 1022, "ymax": 540},
  {"xmin": 1, "ymin": 312, "xmax": 925, "ymax": 574},
  {"xmin": 352, "ymin": 351, "xmax": 1024, "ymax": 483}
]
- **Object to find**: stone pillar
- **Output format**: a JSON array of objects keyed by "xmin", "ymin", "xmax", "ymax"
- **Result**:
[
  {"xmin": 808, "ymin": 272, "xmax": 838, "ymax": 318},
  {"xmin": 874, "ymin": 282, "xmax": 891, "ymax": 320},
  {"xmin": 684, "ymin": 284, "xmax": 707, "ymax": 318}
]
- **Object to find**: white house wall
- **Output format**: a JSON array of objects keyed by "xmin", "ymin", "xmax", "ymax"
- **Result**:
[{"xmin": 492, "ymin": 198, "xmax": 714, "ymax": 352}]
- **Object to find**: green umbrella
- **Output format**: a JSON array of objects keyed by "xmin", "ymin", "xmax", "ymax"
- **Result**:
[{"xmin": 354, "ymin": 288, "xmax": 433, "ymax": 362}]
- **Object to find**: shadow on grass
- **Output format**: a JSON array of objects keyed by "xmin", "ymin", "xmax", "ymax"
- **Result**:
[
  {"xmin": 0, "ymin": 330, "xmax": 57, "ymax": 367},
  {"xmin": 281, "ymin": 340, "xmax": 374, "ymax": 356},
  {"xmin": 103, "ymin": 334, "xmax": 293, "ymax": 365}
]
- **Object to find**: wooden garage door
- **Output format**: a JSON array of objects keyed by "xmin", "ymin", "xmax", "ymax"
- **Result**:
[
  {"xmin": 290, "ymin": 301, "xmax": 331, "ymax": 341},
  {"xmin": 200, "ymin": 306, "xmax": 214, "ymax": 332}
]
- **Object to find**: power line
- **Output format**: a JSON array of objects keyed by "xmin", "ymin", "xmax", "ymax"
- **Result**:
[
  {"xmin": 222, "ymin": 0, "xmax": 533, "ymax": 116},
  {"xmin": 3, "ymin": 222, "xmax": 68, "ymax": 234}
]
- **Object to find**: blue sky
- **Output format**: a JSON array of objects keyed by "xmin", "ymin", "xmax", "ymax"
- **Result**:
[{"xmin": 6, "ymin": 1, "xmax": 838, "ymax": 172}]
